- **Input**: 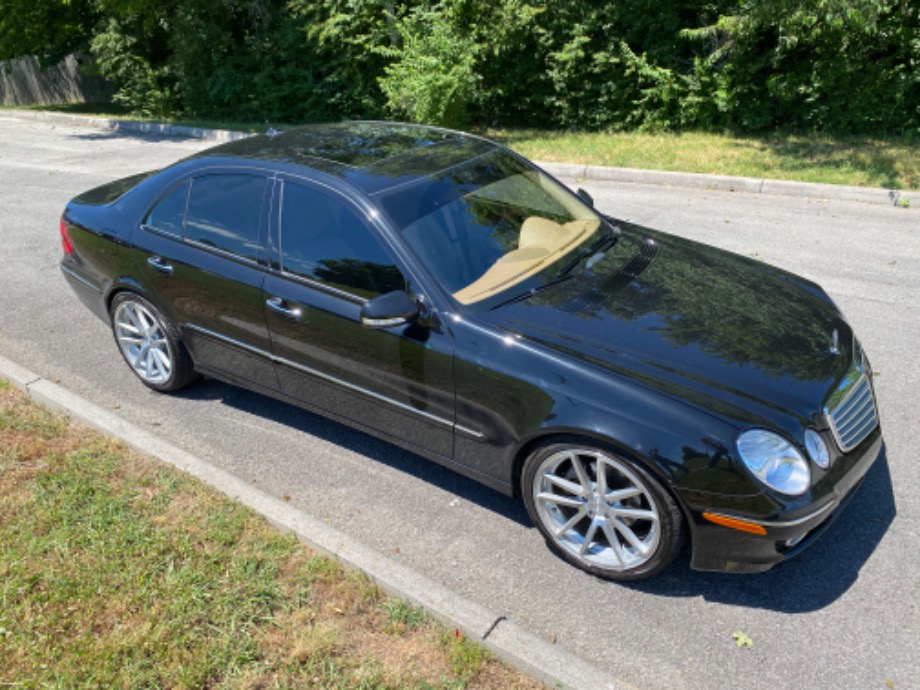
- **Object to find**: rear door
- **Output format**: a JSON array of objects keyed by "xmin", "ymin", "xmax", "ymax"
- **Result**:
[
  {"xmin": 133, "ymin": 170, "xmax": 278, "ymax": 391},
  {"xmin": 263, "ymin": 176, "xmax": 455, "ymax": 459}
]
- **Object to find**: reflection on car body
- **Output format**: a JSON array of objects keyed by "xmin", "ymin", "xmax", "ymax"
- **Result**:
[{"xmin": 60, "ymin": 122, "xmax": 883, "ymax": 581}]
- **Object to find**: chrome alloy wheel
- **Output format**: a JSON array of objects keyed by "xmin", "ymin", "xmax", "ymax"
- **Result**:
[
  {"xmin": 532, "ymin": 448, "xmax": 661, "ymax": 571},
  {"xmin": 113, "ymin": 300, "xmax": 173, "ymax": 385}
]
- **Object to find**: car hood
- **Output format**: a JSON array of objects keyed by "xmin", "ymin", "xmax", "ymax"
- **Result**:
[{"xmin": 479, "ymin": 223, "xmax": 854, "ymax": 436}]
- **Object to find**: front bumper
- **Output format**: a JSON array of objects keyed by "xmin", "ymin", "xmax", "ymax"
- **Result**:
[{"xmin": 689, "ymin": 426, "xmax": 883, "ymax": 573}]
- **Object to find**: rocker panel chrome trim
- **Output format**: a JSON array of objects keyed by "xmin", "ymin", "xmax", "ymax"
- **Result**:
[{"xmin": 184, "ymin": 323, "xmax": 481, "ymax": 439}]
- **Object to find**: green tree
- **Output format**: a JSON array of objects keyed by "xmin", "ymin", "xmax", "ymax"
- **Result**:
[
  {"xmin": 378, "ymin": 4, "xmax": 480, "ymax": 128},
  {"xmin": 688, "ymin": 0, "xmax": 920, "ymax": 133},
  {"xmin": 0, "ymin": 0, "xmax": 98, "ymax": 63},
  {"xmin": 1, "ymin": 0, "xmax": 916, "ymax": 134}
]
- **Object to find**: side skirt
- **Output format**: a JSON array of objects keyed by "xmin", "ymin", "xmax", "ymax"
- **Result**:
[{"xmin": 193, "ymin": 363, "xmax": 515, "ymax": 496}]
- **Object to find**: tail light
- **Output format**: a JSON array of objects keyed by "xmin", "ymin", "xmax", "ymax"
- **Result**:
[{"xmin": 60, "ymin": 217, "xmax": 74, "ymax": 255}]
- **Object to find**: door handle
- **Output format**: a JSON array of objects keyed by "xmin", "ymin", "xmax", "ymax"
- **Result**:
[
  {"xmin": 147, "ymin": 256, "xmax": 174, "ymax": 276},
  {"xmin": 266, "ymin": 296, "xmax": 303, "ymax": 321}
]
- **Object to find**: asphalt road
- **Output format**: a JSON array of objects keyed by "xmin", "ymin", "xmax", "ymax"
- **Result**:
[{"xmin": 1, "ymin": 116, "xmax": 917, "ymax": 690}]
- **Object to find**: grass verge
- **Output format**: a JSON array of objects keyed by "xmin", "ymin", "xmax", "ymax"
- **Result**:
[
  {"xmin": 489, "ymin": 129, "xmax": 920, "ymax": 191},
  {"xmin": 13, "ymin": 103, "xmax": 918, "ymax": 190},
  {"xmin": 0, "ymin": 379, "xmax": 542, "ymax": 689}
]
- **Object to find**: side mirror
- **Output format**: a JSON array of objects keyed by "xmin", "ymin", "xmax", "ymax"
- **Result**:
[
  {"xmin": 576, "ymin": 187, "xmax": 594, "ymax": 207},
  {"xmin": 360, "ymin": 290, "xmax": 419, "ymax": 329}
]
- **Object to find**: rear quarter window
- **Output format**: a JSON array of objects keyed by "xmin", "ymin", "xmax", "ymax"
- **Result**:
[{"xmin": 144, "ymin": 182, "xmax": 189, "ymax": 236}]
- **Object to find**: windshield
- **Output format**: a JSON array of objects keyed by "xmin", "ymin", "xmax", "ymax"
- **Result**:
[{"xmin": 374, "ymin": 150, "xmax": 601, "ymax": 305}]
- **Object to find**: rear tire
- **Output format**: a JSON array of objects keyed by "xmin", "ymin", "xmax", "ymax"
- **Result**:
[
  {"xmin": 522, "ymin": 441, "xmax": 684, "ymax": 581},
  {"xmin": 110, "ymin": 292, "xmax": 195, "ymax": 392}
]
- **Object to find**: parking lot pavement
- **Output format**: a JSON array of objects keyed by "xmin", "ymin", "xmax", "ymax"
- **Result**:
[{"xmin": 1, "ymin": 113, "xmax": 918, "ymax": 689}]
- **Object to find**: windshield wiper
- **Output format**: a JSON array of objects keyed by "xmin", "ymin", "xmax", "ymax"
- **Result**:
[
  {"xmin": 492, "ymin": 274, "xmax": 578, "ymax": 308},
  {"xmin": 556, "ymin": 223, "xmax": 621, "ymax": 277}
]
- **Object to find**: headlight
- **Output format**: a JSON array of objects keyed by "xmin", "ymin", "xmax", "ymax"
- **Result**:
[
  {"xmin": 737, "ymin": 430, "xmax": 811, "ymax": 496},
  {"xmin": 804, "ymin": 429, "xmax": 830, "ymax": 469}
]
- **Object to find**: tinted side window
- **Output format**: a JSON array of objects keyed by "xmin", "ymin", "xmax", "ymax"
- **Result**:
[
  {"xmin": 144, "ymin": 182, "xmax": 188, "ymax": 236},
  {"xmin": 186, "ymin": 175, "xmax": 266, "ymax": 261},
  {"xmin": 281, "ymin": 183, "xmax": 404, "ymax": 298}
]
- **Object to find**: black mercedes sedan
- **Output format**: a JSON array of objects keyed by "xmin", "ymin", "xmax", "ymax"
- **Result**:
[{"xmin": 60, "ymin": 121, "xmax": 883, "ymax": 581}]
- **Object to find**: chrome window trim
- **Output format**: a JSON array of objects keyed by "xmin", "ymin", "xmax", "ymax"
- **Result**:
[
  {"xmin": 275, "ymin": 267, "xmax": 367, "ymax": 305},
  {"xmin": 184, "ymin": 236, "xmax": 264, "ymax": 267}
]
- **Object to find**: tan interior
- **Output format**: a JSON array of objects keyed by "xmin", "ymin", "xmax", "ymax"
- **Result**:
[{"xmin": 452, "ymin": 216, "xmax": 599, "ymax": 304}]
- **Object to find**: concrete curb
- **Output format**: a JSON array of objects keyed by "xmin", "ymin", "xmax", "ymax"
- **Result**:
[
  {"xmin": 0, "ymin": 352, "xmax": 625, "ymax": 690},
  {"xmin": 4, "ymin": 108, "xmax": 252, "ymax": 142},
  {"xmin": 536, "ymin": 161, "xmax": 918, "ymax": 208},
  {"xmin": 4, "ymin": 108, "xmax": 916, "ymax": 207}
]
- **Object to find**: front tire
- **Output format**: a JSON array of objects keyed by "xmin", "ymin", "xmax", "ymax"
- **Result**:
[
  {"xmin": 522, "ymin": 441, "xmax": 684, "ymax": 581},
  {"xmin": 110, "ymin": 293, "xmax": 195, "ymax": 393}
]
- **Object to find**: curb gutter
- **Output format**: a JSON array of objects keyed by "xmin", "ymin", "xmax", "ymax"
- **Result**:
[
  {"xmin": 0, "ymin": 353, "xmax": 627, "ymax": 690},
  {"xmin": 5, "ymin": 108, "xmax": 916, "ymax": 207}
]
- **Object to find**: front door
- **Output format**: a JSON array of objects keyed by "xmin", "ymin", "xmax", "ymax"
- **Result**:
[{"xmin": 264, "ymin": 178, "xmax": 455, "ymax": 459}]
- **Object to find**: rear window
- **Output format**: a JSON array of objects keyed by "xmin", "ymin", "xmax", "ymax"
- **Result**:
[
  {"xmin": 75, "ymin": 170, "xmax": 158, "ymax": 206},
  {"xmin": 185, "ymin": 174, "xmax": 266, "ymax": 261}
]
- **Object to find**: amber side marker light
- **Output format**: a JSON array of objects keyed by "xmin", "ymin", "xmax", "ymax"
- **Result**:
[{"xmin": 702, "ymin": 512, "xmax": 768, "ymax": 536}]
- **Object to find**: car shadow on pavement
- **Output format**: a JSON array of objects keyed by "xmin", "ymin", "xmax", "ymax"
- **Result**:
[
  {"xmin": 173, "ymin": 380, "xmax": 894, "ymax": 612},
  {"xmin": 174, "ymin": 379, "xmax": 532, "ymax": 528},
  {"xmin": 627, "ymin": 445, "xmax": 896, "ymax": 613}
]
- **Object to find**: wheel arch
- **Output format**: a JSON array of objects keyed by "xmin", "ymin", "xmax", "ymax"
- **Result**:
[
  {"xmin": 511, "ymin": 428, "xmax": 696, "ymax": 547},
  {"xmin": 512, "ymin": 428, "xmax": 671, "ymax": 497},
  {"xmin": 104, "ymin": 277, "xmax": 148, "ymax": 316}
]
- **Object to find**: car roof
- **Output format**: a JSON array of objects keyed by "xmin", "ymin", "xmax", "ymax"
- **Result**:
[{"xmin": 192, "ymin": 121, "xmax": 500, "ymax": 196}]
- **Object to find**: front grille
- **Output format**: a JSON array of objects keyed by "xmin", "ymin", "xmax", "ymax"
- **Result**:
[{"xmin": 827, "ymin": 373, "xmax": 878, "ymax": 452}]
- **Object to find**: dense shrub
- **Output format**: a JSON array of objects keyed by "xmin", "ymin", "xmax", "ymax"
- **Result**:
[
  {"xmin": 1, "ymin": 0, "xmax": 916, "ymax": 134},
  {"xmin": 378, "ymin": 5, "xmax": 480, "ymax": 128}
]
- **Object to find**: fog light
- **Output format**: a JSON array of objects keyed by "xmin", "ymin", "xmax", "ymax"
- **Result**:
[{"xmin": 805, "ymin": 429, "xmax": 830, "ymax": 469}]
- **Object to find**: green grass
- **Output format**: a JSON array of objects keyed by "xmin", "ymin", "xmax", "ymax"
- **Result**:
[
  {"xmin": 11, "ymin": 102, "xmax": 918, "ymax": 190},
  {"xmin": 383, "ymin": 599, "xmax": 431, "ymax": 633},
  {"xmin": 439, "ymin": 629, "xmax": 493, "ymax": 682},
  {"xmin": 0, "ymin": 381, "xmax": 542, "ymax": 690},
  {"xmin": 489, "ymin": 129, "xmax": 920, "ymax": 190}
]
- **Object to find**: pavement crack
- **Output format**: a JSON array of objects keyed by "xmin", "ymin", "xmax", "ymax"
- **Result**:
[{"xmin": 482, "ymin": 615, "xmax": 507, "ymax": 641}]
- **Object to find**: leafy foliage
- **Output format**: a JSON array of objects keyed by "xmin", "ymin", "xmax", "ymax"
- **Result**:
[
  {"xmin": 90, "ymin": 17, "xmax": 177, "ymax": 118},
  {"xmin": 378, "ymin": 4, "xmax": 480, "ymax": 127},
  {"xmin": 0, "ymin": 0, "xmax": 98, "ymax": 65},
  {"xmin": 688, "ymin": 0, "xmax": 920, "ymax": 133},
  {"xmin": 2, "ymin": 0, "xmax": 917, "ymax": 134}
]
